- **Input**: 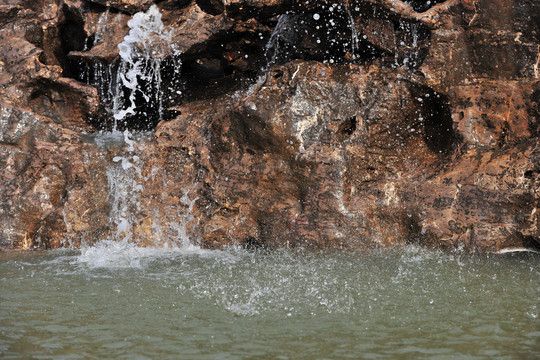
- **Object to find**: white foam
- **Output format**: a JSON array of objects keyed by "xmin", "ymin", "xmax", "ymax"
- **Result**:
[
  {"xmin": 494, "ymin": 247, "xmax": 540, "ymax": 254},
  {"xmin": 75, "ymin": 240, "xmax": 211, "ymax": 269}
]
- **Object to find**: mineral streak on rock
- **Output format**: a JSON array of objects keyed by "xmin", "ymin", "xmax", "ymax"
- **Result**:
[{"xmin": 0, "ymin": 0, "xmax": 538, "ymax": 252}]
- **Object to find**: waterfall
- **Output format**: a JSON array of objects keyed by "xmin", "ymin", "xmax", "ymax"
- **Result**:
[
  {"xmin": 78, "ymin": 10, "xmax": 121, "ymax": 114},
  {"xmin": 81, "ymin": 5, "xmax": 191, "ymax": 249},
  {"xmin": 112, "ymin": 4, "xmax": 181, "ymax": 130},
  {"xmin": 77, "ymin": 5, "xmax": 182, "ymax": 130},
  {"xmin": 409, "ymin": 22, "xmax": 420, "ymax": 68}
]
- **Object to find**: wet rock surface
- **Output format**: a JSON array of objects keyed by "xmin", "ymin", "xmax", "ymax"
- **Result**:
[{"xmin": 0, "ymin": 0, "xmax": 538, "ymax": 252}]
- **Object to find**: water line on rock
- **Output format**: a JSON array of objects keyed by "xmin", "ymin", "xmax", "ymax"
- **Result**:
[{"xmin": 409, "ymin": 22, "xmax": 420, "ymax": 68}]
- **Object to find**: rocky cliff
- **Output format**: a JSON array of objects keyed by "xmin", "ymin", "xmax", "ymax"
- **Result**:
[{"xmin": 0, "ymin": 0, "xmax": 539, "ymax": 252}]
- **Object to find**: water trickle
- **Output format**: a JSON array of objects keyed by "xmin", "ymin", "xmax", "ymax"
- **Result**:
[
  {"xmin": 345, "ymin": 7, "xmax": 359, "ymax": 60},
  {"xmin": 264, "ymin": 14, "xmax": 291, "ymax": 70},
  {"xmin": 393, "ymin": 25, "xmax": 400, "ymax": 67},
  {"xmin": 409, "ymin": 22, "xmax": 421, "ymax": 68},
  {"xmin": 92, "ymin": 8, "xmax": 111, "ymax": 49},
  {"xmin": 77, "ymin": 10, "xmax": 121, "ymax": 112}
]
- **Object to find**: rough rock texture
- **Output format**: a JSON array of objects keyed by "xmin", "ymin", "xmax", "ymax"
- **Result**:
[{"xmin": 0, "ymin": 0, "xmax": 538, "ymax": 252}]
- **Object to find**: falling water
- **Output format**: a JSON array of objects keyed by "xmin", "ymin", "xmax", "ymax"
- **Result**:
[
  {"xmin": 78, "ymin": 10, "xmax": 121, "ymax": 109},
  {"xmin": 89, "ymin": 129, "xmax": 196, "ymax": 253},
  {"xmin": 77, "ymin": 5, "xmax": 182, "ymax": 130},
  {"xmin": 80, "ymin": 6, "xmax": 190, "ymax": 249},
  {"xmin": 107, "ymin": 131, "xmax": 144, "ymax": 243},
  {"xmin": 409, "ymin": 22, "xmax": 420, "ymax": 68},
  {"xmin": 393, "ymin": 25, "xmax": 400, "ymax": 67},
  {"xmin": 112, "ymin": 4, "xmax": 181, "ymax": 130}
]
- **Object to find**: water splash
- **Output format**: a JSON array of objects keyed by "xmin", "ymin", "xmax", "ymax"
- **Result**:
[
  {"xmin": 77, "ymin": 5, "xmax": 182, "ymax": 130},
  {"xmin": 76, "ymin": 239, "xmax": 205, "ymax": 269}
]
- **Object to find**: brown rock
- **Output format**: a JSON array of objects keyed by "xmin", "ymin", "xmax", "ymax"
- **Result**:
[
  {"xmin": 0, "ymin": 0, "xmax": 538, "ymax": 253},
  {"xmin": 169, "ymin": 2, "xmax": 233, "ymax": 55},
  {"xmin": 0, "ymin": 106, "xmax": 103, "ymax": 249}
]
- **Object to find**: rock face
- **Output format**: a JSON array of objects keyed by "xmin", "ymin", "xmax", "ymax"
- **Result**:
[{"xmin": 0, "ymin": 0, "xmax": 538, "ymax": 252}]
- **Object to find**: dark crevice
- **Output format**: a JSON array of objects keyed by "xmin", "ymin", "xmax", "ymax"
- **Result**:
[
  {"xmin": 509, "ymin": 234, "xmax": 540, "ymax": 252},
  {"xmin": 58, "ymin": 5, "xmax": 88, "ymax": 76},
  {"xmin": 80, "ymin": 1, "xmax": 120, "ymax": 14},
  {"xmin": 338, "ymin": 116, "xmax": 357, "ymax": 140},
  {"xmin": 411, "ymin": 86, "xmax": 460, "ymax": 155},
  {"xmin": 404, "ymin": 0, "xmax": 449, "ymax": 13},
  {"xmin": 68, "ymin": 54, "xmax": 184, "ymax": 131},
  {"xmin": 262, "ymin": 3, "xmax": 432, "ymax": 69},
  {"xmin": 181, "ymin": 30, "xmax": 270, "ymax": 102},
  {"xmin": 265, "ymin": 8, "xmax": 366, "ymax": 66},
  {"xmin": 242, "ymin": 236, "xmax": 267, "ymax": 251},
  {"xmin": 195, "ymin": 0, "xmax": 225, "ymax": 15},
  {"xmin": 524, "ymin": 164, "xmax": 539, "ymax": 180},
  {"xmin": 528, "ymin": 88, "xmax": 540, "ymax": 137},
  {"xmin": 156, "ymin": 0, "xmax": 193, "ymax": 11},
  {"xmin": 58, "ymin": 0, "xmax": 435, "ymax": 131},
  {"xmin": 349, "ymin": 2, "xmax": 432, "ymax": 69},
  {"xmin": 67, "ymin": 22, "xmax": 272, "ymax": 130}
]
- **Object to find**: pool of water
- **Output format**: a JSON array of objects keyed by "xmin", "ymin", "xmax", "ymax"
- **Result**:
[{"xmin": 1, "ymin": 243, "xmax": 538, "ymax": 359}]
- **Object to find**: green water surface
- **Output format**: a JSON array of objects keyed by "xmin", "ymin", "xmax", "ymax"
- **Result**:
[{"xmin": 1, "ymin": 244, "xmax": 538, "ymax": 359}]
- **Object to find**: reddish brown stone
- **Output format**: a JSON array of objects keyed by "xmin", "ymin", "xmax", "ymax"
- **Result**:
[{"xmin": 0, "ymin": 0, "xmax": 538, "ymax": 253}]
